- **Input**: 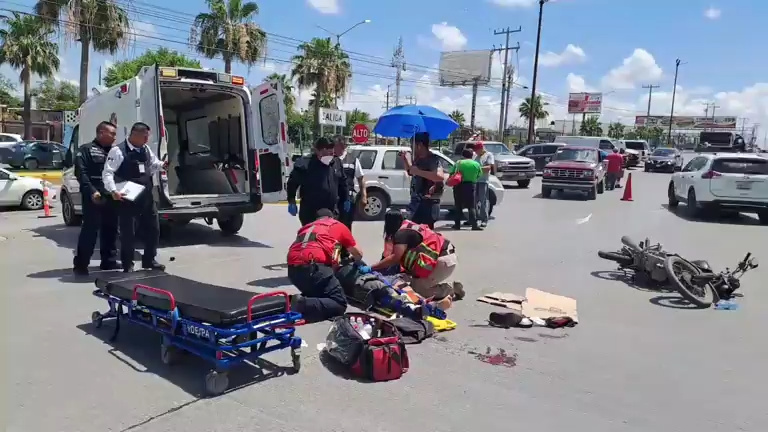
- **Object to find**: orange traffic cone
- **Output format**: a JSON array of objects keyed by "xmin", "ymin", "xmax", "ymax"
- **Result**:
[
  {"xmin": 620, "ymin": 173, "xmax": 633, "ymax": 201},
  {"xmin": 38, "ymin": 180, "xmax": 55, "ymax": 219}
]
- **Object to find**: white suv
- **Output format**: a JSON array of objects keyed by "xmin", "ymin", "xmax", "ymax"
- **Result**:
[
  {"xmin": 348, "ymin": 145, "xmax": 505, "ymax": 220},
  {"xmin": 668, "ymin": 153, "xmax": 768, "ymax": 224}
]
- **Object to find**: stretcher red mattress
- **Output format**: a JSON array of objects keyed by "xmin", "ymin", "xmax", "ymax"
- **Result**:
[{"xmin": 95, "ymin": 273, "xmax": 288, "ymax": 326}]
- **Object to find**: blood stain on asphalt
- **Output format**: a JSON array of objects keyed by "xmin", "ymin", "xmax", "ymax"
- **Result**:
[{"xmin": 468, "ymin": 347, "xmax": 518, "ymax": 368}]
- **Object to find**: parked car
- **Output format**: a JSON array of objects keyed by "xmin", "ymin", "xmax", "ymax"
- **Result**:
[
  {"xmin": 451, "ymin": 140, "xmax": 536, "ymax": 187},
  {"xmin": 516, "ymin": 143, "xmax": 566, "ymax": 172},
  {"xmin": 623, "ymin": 139, "xmax": 651, "ymax": 163},
  {"xmin": 347, "ymin": 145, "xmax": 505, "ymax": 220},
  {"xmin": 645, "ymin": 147, "xmax": 683, "ymax": 172},
  {"xmin": 0, "ymin": 167, "xmax": 56, "ymax": 210},
  {"xmin": 668, "ymin": 153, "xmax": 768, "ymax": 224},
  {"xmin": 559, "ymin": 136, "xmax": 640, "ymax": 168},
  {"xmin": 541, "ymin": 146, "xmax": 606, "ymax": 200},
  {"xmin": 1, "ymin": 140, "xmax": 66, "ymax": 170},
  {"xmin": 0, "ymin": 132, "xmax": 23, "ymax": 148}
]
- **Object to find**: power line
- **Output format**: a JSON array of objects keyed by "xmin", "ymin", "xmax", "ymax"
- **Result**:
[{"xmin": 493, "ymin": 26, "xmax": 521, "ymax": 136}]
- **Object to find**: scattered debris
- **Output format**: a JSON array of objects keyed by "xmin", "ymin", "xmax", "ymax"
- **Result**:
[{"xmin": 468, "ymin": 347, "xmax": 518, "ymax": 368}]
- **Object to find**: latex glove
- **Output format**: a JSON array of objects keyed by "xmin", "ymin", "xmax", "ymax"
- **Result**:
[
  {"xmin": 287, "ymin": 202, "xmax": 298, "ymax": 216},
  {"xmin": 343, "ymin": 200, "xmax": 352, "ymax": 213},
  {"xmin": 358, "ymin": 265, "xmax": 372, "ymax": 274}
]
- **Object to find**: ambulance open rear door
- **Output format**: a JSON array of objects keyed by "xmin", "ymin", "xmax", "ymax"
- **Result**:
[
  {"xmin": 250, "ymin": 80, "xmax": 289, "ymax": 203},
  {"xmin": 137, "ymin": 64, "xmax": 171, "ymax": 203}
]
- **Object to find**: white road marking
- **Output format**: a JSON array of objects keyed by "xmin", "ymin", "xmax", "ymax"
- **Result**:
[{"xmin": 576, "ymin": 213, "xmax": 592, "ymax": 225}]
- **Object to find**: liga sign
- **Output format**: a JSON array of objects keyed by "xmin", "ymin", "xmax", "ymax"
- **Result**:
[
  {"xmin": 318, "ymin": 108, "xmax": 347, "ymax": 127},
  {"xmin": 635, "ymin": 116, "xmax": 737, "ymax": 130},
  {"xmin": 568, "ymin": 92, "xmax": 602, "ymax": 114}
]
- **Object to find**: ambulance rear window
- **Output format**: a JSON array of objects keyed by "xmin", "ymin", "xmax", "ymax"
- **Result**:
[{"xmin": 259, "ymin": 94, "xmax": 279, "ymax": 146}]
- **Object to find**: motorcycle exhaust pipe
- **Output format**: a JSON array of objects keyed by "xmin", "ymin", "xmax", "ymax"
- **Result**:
[{"xmin": 621, "ymin": 236, "xmax": 642, "ymax": 252}]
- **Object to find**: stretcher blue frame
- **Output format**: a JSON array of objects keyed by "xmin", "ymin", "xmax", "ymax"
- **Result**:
[{"xmin": 90, "ymin": 284, "xmax": 304, "ymax": 396}]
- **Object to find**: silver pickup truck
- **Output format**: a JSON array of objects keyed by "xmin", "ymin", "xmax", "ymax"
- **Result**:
[{"xmin": 451, "ymin": 140, "xmax": 536, "ymax": 187}]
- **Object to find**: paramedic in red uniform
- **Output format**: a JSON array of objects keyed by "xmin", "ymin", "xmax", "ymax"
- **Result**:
[
  {"xmin": 287, "ymin": 208, "xmax": 365, "ymax": 322},
  {"xmin": 370, "ymin": 210, "xmax": 464, "ymax": 301},
  {"xmin": 604, "ymin": 148, "xmax": 624, "ymax": 190}
]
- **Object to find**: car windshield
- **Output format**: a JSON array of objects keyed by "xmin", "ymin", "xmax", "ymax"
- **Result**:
[
  {"xmin": 624, "ymin": 141, "xmax": 646, "ymax": 151},
  {"xmin": 484, "ymin": 143, "xmax": 510, "ymax": 154},
  {"xmin": 711, "ymin": 158, "xmax": 768, "ymax": 175},
  {"xmin": 652, "ymin": 149, "xmax": 676, "ymax": 157},
  {"xmin": 553, "ymin": 148, "xmax": 596, "ymax": 162}
]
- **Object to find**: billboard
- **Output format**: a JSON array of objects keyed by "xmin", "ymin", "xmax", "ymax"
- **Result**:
[
  {"xmin": 439, "ymin": 50, "xmax": 493, "ymax": 86},
  {"xmin": 568, "ymin": 92, "xmax": 602, "ymax": 114},
  {"xmin": 318, "ymin": 108, "xmax": 346, "ymax": 127},
  {"xmin": 634, "ymin": 116, "xmax": 737, "ymax": 130}
]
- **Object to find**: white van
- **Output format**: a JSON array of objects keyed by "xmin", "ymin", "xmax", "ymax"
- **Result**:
[
  {"xmin": 557, "ymin": 136, "xmax": 640, "ymax": 167},
  {"xmin": 60, "ymin": 65, "xmax": 289, "ymax": 235}
]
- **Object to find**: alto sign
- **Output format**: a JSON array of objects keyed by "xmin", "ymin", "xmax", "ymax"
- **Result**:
[
  {"xmin": 351, "ymin": 123, "xmax": 370, "ymax": 144},
  {"xmin": 318, "ymin": 108, "xmax": 347, "ymax": 127}
]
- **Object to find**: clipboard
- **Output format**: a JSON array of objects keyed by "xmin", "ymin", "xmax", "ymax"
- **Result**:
[{"xmin": 114, "ymin": 181, "xmax": 145, "ymax": 202}]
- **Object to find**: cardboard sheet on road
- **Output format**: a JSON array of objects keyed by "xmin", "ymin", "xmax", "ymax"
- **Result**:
[{"xmin": 522, "ymin": 288, "xmax": 578, "ymax": 323}]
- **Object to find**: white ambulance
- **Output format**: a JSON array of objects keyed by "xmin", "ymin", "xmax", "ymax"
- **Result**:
[{"xmin": 60, "ymin": 65, "xmax": 290, "ymax": 235}]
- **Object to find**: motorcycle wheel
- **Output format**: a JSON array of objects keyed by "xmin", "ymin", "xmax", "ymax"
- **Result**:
[
  {"xmin": 597, "ymin": 250, "xmax": 633, "ymax": 266},
  {"xmin": 664, "ymin": 256, "xmax": 717, "ymax": 308}
]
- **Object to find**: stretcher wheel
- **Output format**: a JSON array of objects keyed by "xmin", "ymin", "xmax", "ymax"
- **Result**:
[
  {"xmin": 204, "ymin": 370, "xmax": 229, "ymax": 396},
  {"xmin": 91, "ymin": 311, "xmax": 103, "ymax": 328},
  {"xmin": 291, "ymin": 348, "xmax": 301, "ymax": 372},
  {"xmin": 160, "ymin": 343, "xmax": 179, "ymax": 365}
]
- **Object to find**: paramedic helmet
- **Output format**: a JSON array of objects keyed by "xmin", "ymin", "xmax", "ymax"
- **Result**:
[{"xmin": 128, "ymin": 122, "xmax": 151, "ymax": 147}]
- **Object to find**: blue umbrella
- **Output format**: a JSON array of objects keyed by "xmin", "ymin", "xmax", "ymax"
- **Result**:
[{"xmin": 373, "ymin": 105, "xmax": 459, "ymax": 140}]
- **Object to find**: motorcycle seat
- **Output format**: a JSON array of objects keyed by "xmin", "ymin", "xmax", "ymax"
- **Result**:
[{"xmin": 691, "ymin": 260, "xmax": 712, "ymax": 271}]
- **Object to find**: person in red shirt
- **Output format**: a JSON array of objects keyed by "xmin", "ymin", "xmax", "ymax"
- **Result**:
[
  {"xmin": 287, "ymin": 208, "xmax": 364, "ymax": 322},
  {"xmin": 605, "ymin": 148, "xmax": 624, "ymax": 190}
]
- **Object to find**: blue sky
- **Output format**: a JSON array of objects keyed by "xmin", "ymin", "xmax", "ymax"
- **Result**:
[{"xmin": 3, "ymin": 0, "xmax": 767, "ymax": 139}]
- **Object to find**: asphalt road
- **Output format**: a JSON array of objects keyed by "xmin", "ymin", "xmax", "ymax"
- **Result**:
[{"xmin": 3, "ymin": 168, "xmax": 767, "ymax": 432}]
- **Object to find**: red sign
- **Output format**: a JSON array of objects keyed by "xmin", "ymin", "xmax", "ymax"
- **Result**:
[{"xmin": 351, "ymin": 123, "xmax": 370, "ymax": 144}]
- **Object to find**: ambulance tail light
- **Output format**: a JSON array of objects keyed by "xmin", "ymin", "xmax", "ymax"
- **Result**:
[
  {"xmin": 280, "ymin": 122, "xmax": 286, "ymax": 142},
  {"xmin": 159, "ymin": 68, "xmax": 177, "ymax": 78},
  {"xmin": 231, "ymin": 76, "xmax": 244, "ymax": 85}
]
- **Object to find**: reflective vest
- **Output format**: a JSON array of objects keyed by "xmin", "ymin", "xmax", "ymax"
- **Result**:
[
  {"xmin": 399, "ymin": 220, "xmax": 445, "ymax": 279},
  {"xmin": 341, "ymin": 152, "xmax": 357, "ymax": 197},
  {"xmin": 286, "ymin": 218, "xmax": 343, "ymax": 266}
]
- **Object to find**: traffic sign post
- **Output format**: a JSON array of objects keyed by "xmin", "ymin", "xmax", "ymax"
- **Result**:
[{"xmin": 351, "ymin": 123, "xmax": 370, "ymax": 144}]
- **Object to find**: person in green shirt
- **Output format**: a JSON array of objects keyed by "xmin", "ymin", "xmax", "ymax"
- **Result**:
[{"xmin": 450, "ymin": 149, "xmax": 483, "ymax": 230}]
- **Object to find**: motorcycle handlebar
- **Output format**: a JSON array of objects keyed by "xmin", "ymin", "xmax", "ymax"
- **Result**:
[{"xmin": 621, "ymin": 236, "xmax": 642, "ymax": 252}]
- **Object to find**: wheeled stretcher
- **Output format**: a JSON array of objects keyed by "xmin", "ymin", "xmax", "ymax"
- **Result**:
[{"xmin": 91, "ymin": 272, "xmax": 304, "ymax": 396}]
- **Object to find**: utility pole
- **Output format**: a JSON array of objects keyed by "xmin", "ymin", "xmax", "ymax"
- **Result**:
[
  {"xmin": 641, "ymin": 84, "xmax": 659, "ymax": 118},
  {"xmin": 527, "ymin": 0, "xmax": 549, "ymax": 145},
  {"xmin": 702, "ymin": 102, "xmax": 711, "ymax": 118},
  {"xmin": 493, "ymin": 26, "xmax": 521, "ymax": 136},
  {"xmin": 710, "ymin": 103, "xmax": 720, "ymax": 118},
  {"xmin": 384, "ymin": 85, "xmax": 391, "ymax": 110},
  {"xmin": 391, "ymin": 37, "xmax": 405, "ymax": 107},
  {"xmin": 503, "ymin": 66, "xmax": 514, "ymax": 136},
  {"xmin": 470, "ymin": 79, "xmax": 479, "ymax": 130},
  {"xmin": 667, "ymin": 59, "xmax": 682, "ymax": 147}
]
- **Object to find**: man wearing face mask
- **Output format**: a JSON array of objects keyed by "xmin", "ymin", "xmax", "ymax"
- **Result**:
[{"xmin": 286, "ymin": 137, "xmax": 349, "ymax": 226}]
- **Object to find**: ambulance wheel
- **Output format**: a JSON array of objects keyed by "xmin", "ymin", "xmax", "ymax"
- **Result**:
[
  {"xmin": 91, "ymin": 311, "xmax": 103, "ymax": 328},
  {"xmin": 204, "ymin": 370, "xmax": 229, "ymax": 396},
  {"xmin": 218, "ymin": 214, "xmax": 244, "ymax": 235},
  {"xmin": 291, "ymin": 348, "xmax": 301, "ymax": 372},
  {"xmin": 160, "ymin": 343, "xmax": 179, "ymax": 365}
]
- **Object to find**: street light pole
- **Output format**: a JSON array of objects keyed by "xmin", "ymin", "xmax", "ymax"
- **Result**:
[
  {"xmin": 317, "ymin": 20, "xmax": 371, "ymax": 45},
  {"xmin": 666, "ymin": 59, "xmax": 682, "ymax": 147},
  {"xmin": 527, "ymin": 0, "xmax": 548, "ymax": 145}
]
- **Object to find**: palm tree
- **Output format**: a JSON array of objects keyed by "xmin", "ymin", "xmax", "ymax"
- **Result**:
[
  {"xmin": 291, "ymin": 37, "xmax": 352, "ymax": 137},
  {"xmin": 347, "ymin": 108, "xmax": 371, "ymax": 125},
  {"xmin": 449, "ymin": 109, "xmax": 466, "ymax": 126},
  {"xmin": 191, "ymin": 0, "xmax": 267, "ymax": 74},
  {"xmin": 35, "ymin": 0, "xmax": 130, "ymax": 104},
  {"xmin": 518, "ymin": 95, "xmax": 549, "ymax": 123},
  {"xmin": 0, "ymin": 13, "xmax": 60, "ymax": 138},
  {"xmin": 580, "ymin": 116, "xmax": 603, "ymax": 136},
  {"xmin": 262, "ymin": 72, "xmax": 294, "ymax": 111},
  {"xmin": 607, "ymin": 122, "xmax": 625, "ymax": 139}
]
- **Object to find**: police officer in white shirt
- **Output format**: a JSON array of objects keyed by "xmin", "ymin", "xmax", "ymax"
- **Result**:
[
  {"xmin": 333, "ymin": 135, "xmax": 366, "ymax": 230},
  {"xmin": 103, "ymin": 122, "xmax": 167, "ymax": 272}
]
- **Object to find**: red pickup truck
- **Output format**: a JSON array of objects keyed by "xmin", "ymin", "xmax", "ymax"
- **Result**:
[{"xmin": 541, "ymin": 146, "xmax": 607, "ymax": 200}]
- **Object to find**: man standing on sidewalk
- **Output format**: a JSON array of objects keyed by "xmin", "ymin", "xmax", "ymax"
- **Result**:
[
  {"xmin": 473, "ymin": 143, "xmax": 494, "ymax": 227},
  {"xmin": 333, "ymin": 135, "xmax": 366, "ymax": 230}
]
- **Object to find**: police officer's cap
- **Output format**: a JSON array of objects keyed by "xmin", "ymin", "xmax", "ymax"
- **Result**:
[{"xmin": 314, "ymin": 137, "xmax": 334, "ymax": 150}]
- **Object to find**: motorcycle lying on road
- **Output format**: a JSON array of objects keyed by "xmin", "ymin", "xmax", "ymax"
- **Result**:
[{"xmin": 598, "ymin": 236, "xmax": 758, "ymax": 308}]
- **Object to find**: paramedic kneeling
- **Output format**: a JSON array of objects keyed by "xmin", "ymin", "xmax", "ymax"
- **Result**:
[
  {"xmin": 370, "ymin": 210, "xmax": 464, "ymax": 301},
  {"xmin": 103, "ymin": 122, "xmax": 167, "ymax": 272},
  {"xmin": 287, "ymin": 209, "xmax": 365, "ymax": 322}
]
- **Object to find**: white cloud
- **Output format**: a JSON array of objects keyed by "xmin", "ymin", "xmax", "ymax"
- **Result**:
[
  {"xmin": 489, "ymin": 0, "xmax": 537, "ymax": 8},
  {"xmin": 430, "ymin": 22, "xmax": 467, "ymax": 51},
  {"xmin": 601, "ymin": 48, "xmax": 663, "ymax": 90},
  {"xmin": 306, "ymin": 0, "xmax": 340, "ymax": 14},
  {"xmin": 566, "ymin": 73, "xmax": 596, "ymax": 93},
  {"xmin": 704, "ymin": 7, "xmax": 721, "ymax": 19},
  {"xmin": 132, "ymin": 21, "xmax": 159, "ymax": 42},
  {"xmin": 538, "ymin": 44, "xmax": 587, "ymax": 67}
]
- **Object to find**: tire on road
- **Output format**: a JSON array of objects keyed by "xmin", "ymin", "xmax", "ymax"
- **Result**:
[
  {"xmin": 541, "ymin": 187, "xmax": 552, "ymax": 198},
  {"xmin": 597, "ymin": 250, "xmax": 633, "ymax": 266},
  {"xmin": 218, "ymin": 214, "xmax": 245, "ymax": 235},
  {"xmin": 664, "ymin": 255, "xmax": 715, "ymax": 308},
  {"xmin": 517, "ymin": 179, "xmax": 531, "ymax": 188},
  {"xmin": 21, "ymin": 190, "xmax": 44, "ymax": 210},
  {"xmin": 358, "ymin": 189, "xmax": 388, "ymax": 221},
  {"xmin": 61, "ymin": 191, "xmax": 82, "ymax": 226},
  {"xmin": 667, "ymin": 182, "xmax": 678, "ymax": 208}
]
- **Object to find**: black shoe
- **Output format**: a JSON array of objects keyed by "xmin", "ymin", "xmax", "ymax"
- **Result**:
[
  {"xmin": 99, "ymin": 261, "xmax": 121, "ymax": 271},
  {"xmin": 471, "ymin": 226, "xmax": 484, "ymax": 231},
  {"xmin": 462, "ymin": 221, "xmax": 472, "ymax": 226},
  {"xmin": 142, "ymin": 261, "xmax": 166, "ymax": 271},
  {"xmin": 122, "ymin": 264, "xmax": 135, "ymax": 273},
  {"xmin": 452, "ymin": 224, "xmax": 461, "ymax": 230},
  {"xmin": 73, "ymin": 266, "xmax": 89, "ymax": 276}
]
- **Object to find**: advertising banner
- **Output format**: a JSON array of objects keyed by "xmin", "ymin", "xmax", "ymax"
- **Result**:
[
  {"xmin": 634, "ymin": 116, "xmax": 737, "ymax": 129},
  {"xmin": 568, "ymin": 92, "xmax": 602, "ymax": 114}
]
